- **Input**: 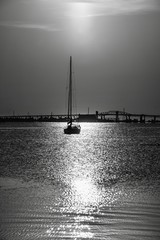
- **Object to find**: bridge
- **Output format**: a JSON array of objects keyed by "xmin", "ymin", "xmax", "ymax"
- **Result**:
[
  {"xmin": 0, "ymin": 110, "xmax": 160, "ymax": 123},
  {"xmin": 98, "ymin": 110, "xmax": 160, "ymax": 123}
]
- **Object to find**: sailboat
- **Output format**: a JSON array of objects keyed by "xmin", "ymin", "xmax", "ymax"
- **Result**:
[{"xmin": 64, "ymin": 56, "xmax": 81, "ymax": 134}]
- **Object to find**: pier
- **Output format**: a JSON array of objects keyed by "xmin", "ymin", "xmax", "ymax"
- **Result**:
[{"xmin": 0, "ymin": 110, "xmax": 160, "ymax": 123}]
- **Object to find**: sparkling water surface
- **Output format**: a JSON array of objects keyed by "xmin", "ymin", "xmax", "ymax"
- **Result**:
[{"xmin": 0, "ymin": 122, "xmax": 160, "ymax": 239}]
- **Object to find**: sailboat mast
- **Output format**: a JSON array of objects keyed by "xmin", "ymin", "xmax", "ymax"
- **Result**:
[
  {"xmin": 64, "ymin": 56, "xmax": 81, "ymax": 134},
  {"xmin": 68, "ymin": 56, "xmax": 72, "ymax": 119}
]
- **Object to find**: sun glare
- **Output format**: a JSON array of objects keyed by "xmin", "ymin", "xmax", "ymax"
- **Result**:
[
  {"xmin": 69, "ymin": 2, "xmax": 91, "ymax": 36},
  {"xmin": 70, "ymin": 2, "xmax": 90, "ymax": 18}
]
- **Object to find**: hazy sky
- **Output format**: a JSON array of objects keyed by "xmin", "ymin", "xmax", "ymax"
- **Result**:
[{"xmin": 0, "ymin": 0, "xmax": 160, "ymax": 115}]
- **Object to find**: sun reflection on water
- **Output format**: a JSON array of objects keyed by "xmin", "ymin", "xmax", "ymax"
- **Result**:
[
  {"xmin": 46, "ymin": 214, "xmax": 94, "ymax": 239},
  {"xmin": 71, "ymin": 177, "xmax": 101, "ymax": 209},
  {"xmin": 45, "ymin": 123, "xmax": 125, "ymax": 239}
]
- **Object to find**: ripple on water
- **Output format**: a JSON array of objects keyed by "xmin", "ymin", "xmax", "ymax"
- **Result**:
[{"xmin": 0, "ymin": 123, "xmax": 160, "ymax": 239}]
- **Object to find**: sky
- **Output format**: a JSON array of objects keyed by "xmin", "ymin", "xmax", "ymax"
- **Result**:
[{"xmin": 0, "ymin": 0, "xmax": 160, "ymax": 115}]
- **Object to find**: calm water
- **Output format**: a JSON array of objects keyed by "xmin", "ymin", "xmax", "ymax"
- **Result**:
[{"xmin": 0, "ymin": 122, "xmax": 160, "ymax": 240}]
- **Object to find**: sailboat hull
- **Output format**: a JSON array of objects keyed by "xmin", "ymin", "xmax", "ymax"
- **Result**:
[{"xmin": 64, "ymin": 125, "xmax": 81, "ymax": 134}]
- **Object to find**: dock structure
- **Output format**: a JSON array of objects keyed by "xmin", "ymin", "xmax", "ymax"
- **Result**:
[
  {"xmin": 0, "ymin": 114, "xmax": 79, "ymax": 122},
  {"xmin": 0, "ymin": 110, "xmax": 160, "ymax": 123}
]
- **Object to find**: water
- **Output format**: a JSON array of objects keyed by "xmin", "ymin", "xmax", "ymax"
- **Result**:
[{"xmin": 0, "ymin": 122, "xmax": 160, "ymax": 239}]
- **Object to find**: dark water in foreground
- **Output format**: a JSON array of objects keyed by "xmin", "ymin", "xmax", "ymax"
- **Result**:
[{"xmin": 0, "ymin": 122, "xmax": 160, "ymax": 240}]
